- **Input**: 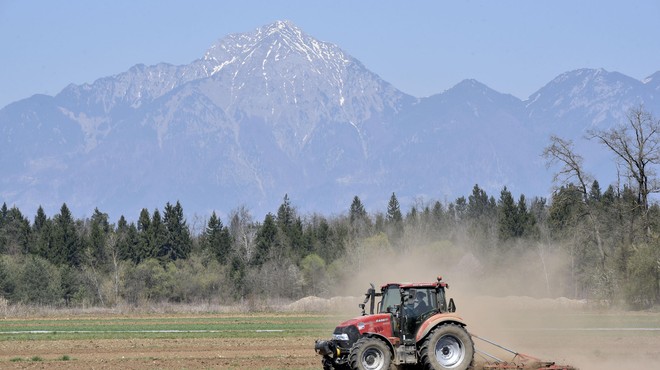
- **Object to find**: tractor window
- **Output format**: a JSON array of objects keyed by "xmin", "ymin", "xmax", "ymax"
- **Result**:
[
  {"xmin": 427, "ymin": 290, "xmax": 438, "ymax": 310},
  {"xmin": 411, "ymin": 289, "xmax": 435, "ymax": 316},
  {"xmin": 436, "ymin": 289, "xmax": 446, "ymax": 312},
  {"xmin": 379, "ymin": 286, "xmax": 401, "ymax": 313}
]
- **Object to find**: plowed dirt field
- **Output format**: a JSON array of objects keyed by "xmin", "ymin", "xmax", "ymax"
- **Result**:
[
  {"xmin": 0, "ymin": 336, "xmax": 317, "ymax": 369},
  {"xmin": 1, "ymin": 299, "xmax": 659, "ymax": 369}
]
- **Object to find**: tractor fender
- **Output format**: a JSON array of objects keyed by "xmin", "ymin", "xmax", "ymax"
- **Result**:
[
  {"xmin": 414, "ymin": 313, "xmax": 467, "ymax": 343},
  {"xmin": 360, "ymin": 332, "xmax": 395, "ymax": 356}
]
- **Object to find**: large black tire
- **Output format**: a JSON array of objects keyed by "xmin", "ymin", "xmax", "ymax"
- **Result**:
[
  {"xmin": 349, "ymin": 337, "xmax": 392, "ymax": 370},
  {"xmin": 419, "ymin": 324, "xmax": 474, "ymax": 370}
]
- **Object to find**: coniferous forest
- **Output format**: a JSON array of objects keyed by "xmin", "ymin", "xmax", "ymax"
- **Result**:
[{"xmin": 1, "ymin": 107, "xmax": 659, "ymax": 310}]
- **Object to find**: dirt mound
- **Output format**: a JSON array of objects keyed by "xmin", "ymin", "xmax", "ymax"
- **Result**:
[{"xmin": 283, "ymin": 296, "xmax": 362, "ymax": 312}]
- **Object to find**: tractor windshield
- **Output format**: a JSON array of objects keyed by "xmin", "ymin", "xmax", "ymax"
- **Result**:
[
  {"xmin": 379, "ymin": 285, "xmax": 401, "ymax": 313},
  {"xmin": 404, "ymin": 288, "xmax": 437, "ymax": 316}
]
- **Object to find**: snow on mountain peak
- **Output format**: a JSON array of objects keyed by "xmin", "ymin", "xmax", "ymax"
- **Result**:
[{"xmin": 203, "ymin": 20, "xmax": 347, "ymax": 69}]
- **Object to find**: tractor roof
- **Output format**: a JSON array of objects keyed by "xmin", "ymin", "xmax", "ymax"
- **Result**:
[{"xmin": 380, "ymin": 277, "xmax": 448, "ymax": 290}]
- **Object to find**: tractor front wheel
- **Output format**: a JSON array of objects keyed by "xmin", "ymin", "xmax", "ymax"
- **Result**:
[
  {"xmin": 349, "ymin": 337, "xmax": 392, "ymax": 370},
  {"xmin": 419, "ymin": 323, "xmax": 474, "ymax": 370}
]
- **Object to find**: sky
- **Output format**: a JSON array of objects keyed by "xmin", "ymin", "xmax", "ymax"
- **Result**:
[{"xmin": 1, "ymin": 0, "xmax": 659, "ymax": 109}]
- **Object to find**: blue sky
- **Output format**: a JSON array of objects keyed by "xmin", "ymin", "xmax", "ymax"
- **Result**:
[{"xmin": 1, "ymin": 0, "xmax": 659, "ymax": 109}]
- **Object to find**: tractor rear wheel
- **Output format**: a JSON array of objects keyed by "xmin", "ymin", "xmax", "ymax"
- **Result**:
[
  {"xmin": 349, "ymin": 337, "xmax": 392, "ymax": 370},
  {"xmin": 419, "ymin": 323, "xmax": 474, "ymax": 370}
]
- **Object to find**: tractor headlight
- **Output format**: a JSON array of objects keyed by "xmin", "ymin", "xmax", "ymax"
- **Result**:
[{"xmin": 332, "ymin": 333, "xmax": 350, "ymax": 341}]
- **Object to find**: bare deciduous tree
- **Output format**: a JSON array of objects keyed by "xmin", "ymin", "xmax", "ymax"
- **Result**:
[
  {"xmin": 229, "ymin": 206, "xmax": 256, "ymax": 263},
  {"xmin": 587, "ymin": 106, "xmax": 660, "ymax": 233},
  {"xmin": 543, "ymin": 135, "xmax": 593, "ymax": 199},
  {"xmin": 543, "ymin": 135, "xmax": 605, "ymax": 267}
]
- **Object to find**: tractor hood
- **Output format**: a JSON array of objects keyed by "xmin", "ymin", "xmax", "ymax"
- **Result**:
[{"xmin": 335, "ymin": 313, "xmax": 392, "ymax": 337}]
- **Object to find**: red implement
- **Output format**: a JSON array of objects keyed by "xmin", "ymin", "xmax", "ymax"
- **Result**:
[{"xmin": 473, "ymin": 334, "xmax": 577, "ymax": 370}]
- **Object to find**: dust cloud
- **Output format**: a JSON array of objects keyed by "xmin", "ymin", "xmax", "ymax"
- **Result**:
[{"xmin": 327, "ymin": 241, "xmax": 660, "ymax": 370}]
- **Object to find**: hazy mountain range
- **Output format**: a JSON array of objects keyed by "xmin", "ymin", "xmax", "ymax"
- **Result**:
[{"xmin": 1, "ymin": 20, "xmax": 658, "ymax": 221}]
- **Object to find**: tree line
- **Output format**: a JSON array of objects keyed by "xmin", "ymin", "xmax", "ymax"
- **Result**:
[{"xmin": 0, "ymin": 107, "xmax": 658, "ymax": 309}]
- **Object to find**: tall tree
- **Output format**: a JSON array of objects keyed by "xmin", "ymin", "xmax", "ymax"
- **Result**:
[
  {"xmin": 588, "ymin": 106, "xmax": 660, "ymax": 235},
  {"xmin": 497, "ymin": 187, "xmax": 518, "ymax": 241},
  {"xmin": 51, "ymin": 203, "xmax": 81, "ymax": 267},
  {"xmin": 543, "ymin": 135, "xmax": 605, "ymax": 267},
  {"xmin": 203, "ymin": 211, "xmax": 232, "ymax": 264},
  {"xmin": 349, "ymin": 195, "xmax": 371, "ymax": 238},
  {"xmin": 386, "ymin": 192, "xmax": 404, "ymax": 246},
  {"xmin": 454, "ymin": 197, "xmax": 468, "ymax": 222},
  {"xmin": 276, "ymin": 194, "xmax": 295, "ymax": 232},
  {"xmin": 276, "ymin": 194, "xmax": 304, "ymax": 258},
  {"xmin": 253, "ymin": 213, "xmax": 278, "ymax": 266},
  {"xmin": 0, "ymin": 206, "xmax": 31, "ymax": 255},
  {"xmin": 467, "ymin": 184, "xmax": 497, "ymax": 242},
  {"xmin": 229, "ymin": 206, "xmax": 256, "ymax": 264},
  {"xmin": 162, "ymin": 201, "xmax": 192, "ymax": 261},
  {"xmin": 88, "ymin": 208, "xmax": 110, "ymax": 267},
  {"xmin": 32, "ymin": 206, "xmax": 53, "ymax": 260},
  {"xmin": 136, "ymin": 208, "xmax": 151, "ymax": 263},
  {"xmin": 0, "ymin": 203, "xmax": 7, "ymax": 223},
  {"xmin": 467, "ymin": 184, "xmax": 492, "ymax": 219},
  {"xmin": 149, "ymin": 209, "xmax": 167, "ymax": 260},
  {"xmin": 516, "ymin": 194, "xmax": 535, "ymax": 238}
]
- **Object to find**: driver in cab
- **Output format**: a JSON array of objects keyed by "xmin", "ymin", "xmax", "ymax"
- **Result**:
[{"xmin": 412, "ymin": 291, "xmax": 429, "ymax": 316}]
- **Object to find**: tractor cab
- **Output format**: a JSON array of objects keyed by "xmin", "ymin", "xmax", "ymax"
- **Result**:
[{"xmin": 375, "ymin": 278, "xmax": 455, "ymax": 343}]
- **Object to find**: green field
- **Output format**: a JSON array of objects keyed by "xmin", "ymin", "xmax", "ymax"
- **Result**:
[{"xmin": 0, "ymin": 313, "xmax": 340, "ymax": 341}]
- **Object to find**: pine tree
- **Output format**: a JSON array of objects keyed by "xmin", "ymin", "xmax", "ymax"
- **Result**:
[
  {"xmin": 277, "ymin": 194, "xmax": 294, "ymax": 231},
  {"xmin": 589, "ymin": 180, "xmax": 602, "ymax": 202},
  {"xmin": 32, "ymin": 206, "xmax": 53, "ymax": 260},
  {"xmin": 454, "ymin": 197, "xmax": 468, "ymax": 221},
  {"xmin": 51, "ymin": 203, "xmax": 81, "ymax": 267},
  {"xmin": 150, "ymin": 209, "xmax": 168, "ymax": 261},
  {"xmin": 516, "ymin": 194, "xmax": 535, "ymax": 238},
  {"xmin": 117, "ymin": 219, "xmax": 140, "ymax": 263},
  {"xmin": 162, "ymin": 201, "xmax": 192, "ymax": 261},
  {"xmin": 386, "ymin": 192, "xmax": 404, "ymax": 246},
  {"xmin": 0, "ymin": 203, "xmax": 6, "ymax": 252},
  {"xmin": 467, "ymin": 184, "xmax": 497, "ymax": 241},
  {"xmin": 431, "ymin": 201, "xmax": 445, "ymax": 228},
  {"xmin": 276, "ymin": 194, "xmax": 304, "ymax": 259},
  {"xmin": 467, "ymin": 184, "xmax": 491, "ymax": 220},
  {"xmin": 349, "ymin": 195, "xmax": 367, "ymax": 223},
  {"xmin": 497, "ymin": 187, "xmax": 518, "ymax": 241},
  {"xmin": 0, "ymin": 202, "xmax": 7, "ymax": 225},
  {"xmin": 136, "ymin": 208, "xmax": 151, "ymax": 263},
  {"xmin": 88, "ymin": 208, "xmax": 110, "ymax": 267},
  {"xmin": 253, "ymin": 213, "xmax": 277, "ymax": 266},
  {"xmin": 0, "ymin": 206, "xmax": 31, "ymax": 255},
  {"xmin": 204, "ymin": 211, "xmax": 232, "ymax": 264},
  {"xmin": 348, "ymin": 195, "xmax": 371, "ymax": 238}
]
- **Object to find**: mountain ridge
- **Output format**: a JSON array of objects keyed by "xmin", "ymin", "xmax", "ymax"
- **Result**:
[{"xmin": 1, "ymin": 20, "xmax": 658, "ymax": 220}]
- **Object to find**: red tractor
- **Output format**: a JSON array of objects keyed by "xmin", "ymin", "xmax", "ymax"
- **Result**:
[
  {"xmin": 315, "ymin": 277, "xmax": 577, "ymax": 370},
  {"xmin": 315, "ymin": 276, "xmax": 474, "ymax": 370}
]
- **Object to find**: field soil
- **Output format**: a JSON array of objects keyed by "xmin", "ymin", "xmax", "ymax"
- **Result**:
[
  {"xmin": 0, "ymin": 336, "xmax": 317, "ymax": 369},
  {"xmin": 1, "ymin": 296, "xmax": 659, "ymax": 369}
]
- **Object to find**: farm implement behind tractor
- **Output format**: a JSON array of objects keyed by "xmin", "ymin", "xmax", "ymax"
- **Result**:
[
  {"xmin": 472, "ymin": 333, "xmax": 575, "ymax": 370},
  {"xmin": 314, "ymin": 276, "xmax": 576, "ymax": 370}
]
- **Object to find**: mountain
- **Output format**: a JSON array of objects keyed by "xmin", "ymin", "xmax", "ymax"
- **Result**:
[{"xmin": 1, "ymin": 20, "xmax": 658, "ymax": 220}]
